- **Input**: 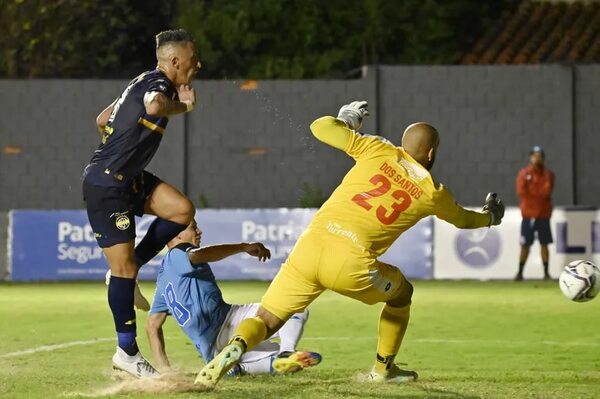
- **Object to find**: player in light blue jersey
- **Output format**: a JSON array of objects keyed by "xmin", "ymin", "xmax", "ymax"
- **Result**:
[{"xmin": 145, "ymin": 220, "xmax": 322, "ymax": 376}]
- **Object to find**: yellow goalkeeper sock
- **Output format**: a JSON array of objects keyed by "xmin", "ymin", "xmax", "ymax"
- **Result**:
[
  {"xmin": 374, "ymin": 303, "xmax": 411, "ymax": 373},
  {"xmin": 229, "ymin": 316, "xmax": 268, "ymax": 352}
]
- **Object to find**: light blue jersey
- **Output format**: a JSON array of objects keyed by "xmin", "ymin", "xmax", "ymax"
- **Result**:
[{"xmin": 150, "ymin": 243, "xmax": 231, "ymax": 362}]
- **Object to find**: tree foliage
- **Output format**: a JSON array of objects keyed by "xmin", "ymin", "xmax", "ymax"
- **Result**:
[
  {"xmin": 0, "ymin": 0, "xmax": 174, "ymax": 78},
  {"xmin": 175, "ymin": 0, "xmax": 510, "ymax": 79},
  {"xmin": 0, "ymin": 0, "xmax": 512, "ymax": 79}
]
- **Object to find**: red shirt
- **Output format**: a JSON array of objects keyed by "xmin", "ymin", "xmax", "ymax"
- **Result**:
[{"xmin": 516, "ymin": 164, "xmax": 554, "ymax": 219}]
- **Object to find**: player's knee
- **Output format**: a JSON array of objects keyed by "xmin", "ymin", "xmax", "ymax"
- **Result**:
[
  {"xmin": 109, "ymin": 261, "xmax": 138, "ymax": 278},
  {"xmin": 104, "ymin": 246, "xmax": 138, "ymax": 278},
  {"xmin": 387, "ymin": 280, "xmax": 413, "ymax": 308},
  {"xmin": 256, "ymin": 307, "xmax": 285, "ymax": 332},
  {"xmin": 178, "ymin": 198, "xmax": 195, "ymax": 223},
  {"xmin": 169, "ymin": 197, "xmax": 194, "ymax": 225}
]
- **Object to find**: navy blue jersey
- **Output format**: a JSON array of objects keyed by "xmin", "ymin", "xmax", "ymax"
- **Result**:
[
  {"xmin": 150, "ymin": 243, "xmax": 231, "ymax": 362},
  {"xmin": 84, "ymin": 69, "xmax": 176, "ymax": 187}
]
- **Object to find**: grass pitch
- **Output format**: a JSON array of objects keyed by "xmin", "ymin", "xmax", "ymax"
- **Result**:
[{"xmin": 1, "ymin": 280, "xmax": 599, "ymax": 398}]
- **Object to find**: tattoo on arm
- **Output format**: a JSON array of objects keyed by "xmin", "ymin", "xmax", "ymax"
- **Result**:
[{"xmin": 144, "ymin": 92, "xmax": 187, "ymax": 117}]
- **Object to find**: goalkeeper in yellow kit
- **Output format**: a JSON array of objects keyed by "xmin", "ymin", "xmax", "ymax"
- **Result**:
[{"xmin": 196, "ymin": 101, "xmax": 505, "ymax": 387}]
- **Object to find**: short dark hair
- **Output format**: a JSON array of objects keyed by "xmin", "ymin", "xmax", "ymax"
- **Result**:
[{"xmin": 155, "ymin": 29, "xmax": 194, "ymax": 49}]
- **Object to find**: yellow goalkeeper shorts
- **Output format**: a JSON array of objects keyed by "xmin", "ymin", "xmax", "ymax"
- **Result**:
[{"xmin": 261, "ymin": 232, "xmax": 409, "ymax": 321}]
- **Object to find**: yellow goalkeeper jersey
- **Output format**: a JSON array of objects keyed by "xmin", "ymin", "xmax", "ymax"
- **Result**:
[{"xmin": 307, "ymin": 116, "xmax": 490, "ymax": 257}]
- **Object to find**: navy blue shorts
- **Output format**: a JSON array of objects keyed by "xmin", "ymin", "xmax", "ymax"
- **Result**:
[
  {"xmin": 83, "ymin": 171, "xmax": 161, "ymax": 248},
  {"xmin": 520, "ymin": 218, "xmax": 553, "ymax": 246}
]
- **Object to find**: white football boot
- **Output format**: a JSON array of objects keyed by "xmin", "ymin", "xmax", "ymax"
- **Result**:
[
  {"xmin": 105, "ymin": 270, "xmax": 151, "ymax": 312},
  {"xmin": 112, "ymin": 347, "xmax": 160, "ymax": 378}
]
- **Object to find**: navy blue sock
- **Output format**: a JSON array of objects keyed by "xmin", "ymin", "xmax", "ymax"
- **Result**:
[
  {"xmin": 135, "ymin": 218, "xmax": 187, "ymax": 268},
  {"xmin": 108, "ymin": 276, "xmax": 138, "ymax": 355}
]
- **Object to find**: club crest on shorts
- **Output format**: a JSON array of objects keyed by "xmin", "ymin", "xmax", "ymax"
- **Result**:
[
  {"xmin": 115, "ymin": 215, "xmax": 130, "ymax": 230},
  {"xmin": 111, "ymin": 211, "xmax": 131, "ymax": 231}
]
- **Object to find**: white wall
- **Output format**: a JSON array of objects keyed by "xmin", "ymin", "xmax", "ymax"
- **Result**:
[{"xmin": 434, "ymin": 207, "xmax": 599, "ymax": 280}]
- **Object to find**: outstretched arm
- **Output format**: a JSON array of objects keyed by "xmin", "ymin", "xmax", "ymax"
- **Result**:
[
  {"xmin": 310, "ymin": 116, "xmax": 354, "ymax": 151},
  {"xmin": 188, "ymin": 243, "xmax": 271, "ymax": 265},
  {"xmin": 310, "ymin": 101, "xmax": 370, "ymax": 150},
  {"xmin": 439, "ymin": 205, "xmax": 492, "ymax": 229},
  {"xmin": 436, "ymin": 191, "xmax": 504, "ymax": 228},
  {"xmin": 146, "ymin": 312, "xmax": 172, "ymax": 372}
]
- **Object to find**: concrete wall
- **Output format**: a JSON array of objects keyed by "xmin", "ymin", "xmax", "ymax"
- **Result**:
[
  {"xmin": 187, "ymin": 79, "xmax": 376, "ymax": 207},
  {"xmin": 0, "ymin": 80, "xmax": 185, "ymax": 210},
  {"xmin": 378, "ymin": 65, "xmax": 574, "ymax": 207},
  {"xmin": 0, "ymin": 212, "xmax": 7, "ymax": 280},
  {"xmin": 1, "ymin": 65, "xmax": 598, "ymax": 211},
  {"xmin": 574, "ymin": 66, "xmax": 600, "ymax": 206}
]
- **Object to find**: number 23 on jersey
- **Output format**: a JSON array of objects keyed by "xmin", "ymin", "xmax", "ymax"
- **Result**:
[{"xmin": 351, "ymin": 174, "xmax": 412, "ymax": 225}]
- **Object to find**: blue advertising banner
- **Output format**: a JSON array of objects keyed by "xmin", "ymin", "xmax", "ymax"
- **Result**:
[
  {"xmin": 9, "ymin": 209, "xmax": 433, "ymax": 281},
  {"xmin": 10, "ymin": 210, "xmax": 106, "ymax": 281}
]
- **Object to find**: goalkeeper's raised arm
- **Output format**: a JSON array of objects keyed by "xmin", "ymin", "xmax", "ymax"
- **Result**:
[{"xmin": 310, "ymin": 100, "xmax": 370, "ymax": 150}]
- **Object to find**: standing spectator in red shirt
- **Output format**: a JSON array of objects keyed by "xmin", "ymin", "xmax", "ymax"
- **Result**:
[{"xmin": 515, "ymin": 145, "xmax": 554, "ymax": 281}]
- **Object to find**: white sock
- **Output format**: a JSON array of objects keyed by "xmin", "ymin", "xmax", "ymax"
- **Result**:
[
  {"xmin": 278, "ymin": 309, "xmax": 309, "ymax": 353},
  {"xmin": 239, "ymin": 356, "xmax": 275, "ymax": 375}
]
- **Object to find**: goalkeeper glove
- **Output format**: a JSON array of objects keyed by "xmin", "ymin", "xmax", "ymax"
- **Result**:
[
  {"xmin": 482, "ymin": 192, "xmax": 504, "ymax": 226},
  {"xmin": 337, "ymin": 101, "xmax": 369, "ymax": 131}
]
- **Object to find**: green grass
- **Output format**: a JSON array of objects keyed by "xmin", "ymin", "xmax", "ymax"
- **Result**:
[{"xmin": 1, "ymin": 281, "xmax": 599, "ymax": 398}]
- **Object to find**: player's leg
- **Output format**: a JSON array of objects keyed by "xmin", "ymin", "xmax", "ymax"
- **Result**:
[
  {"xmin": 322, "ymin": 257, "xmax": 417, "ymax": 383},
  {"xmin": 370, "ymin": 276, "xmax": 416, "ymax": 383},
  {"xmin": 516, "ymin": 218, "xmax": 534, "ymax": 281},
  {"xmin": 104, "ymin": 242, "xmax": 139, "ymax": 353},
  {"xmin": 214, "ymin": 304, "xmax": 320, "ymax": 376},
  {"xmin": 134, "ymin": 173, "xmax": 195, "ymax": 267},
  {"xmin": 214, "ymin": 308, "xmax": 280, "ymax": 377},
  {"xmin": 278, "ymin": 308, "xmax": 309, "ymax": 354},
  {"xmin": 103, "ymin": 242, "xmax": 159, "ymax": 377},
  {"xmin": 105, "ymin": 269, "xmax": 150, "ymax": 312},
  {"xmin": 232, "ymin": 350, "xmax": 321, "ymax": 376},
  {"xmin": 195, "ymin": 306, "xmax": 284, "ymax": 386},
  {"xmin": 540, "ymin": 245, "xmax": 550, "ymax": 279},
  {"xmin": 537, "ymin": 218, "xmax": 553, "ymax": 279},
  {"xmin": 196, "ymin": 243, "xmax": 324, "ymax": 387},
  {"xmin": 229, "ymin": 342, "xmax": 279, "ymax": 376},
  {"xmin": 83, "ymin": 182, "xmax": 158, "ymax": 378},
  {"xmin": 269, "ymin": 308, "xmax": 321, "ymax": 374}
]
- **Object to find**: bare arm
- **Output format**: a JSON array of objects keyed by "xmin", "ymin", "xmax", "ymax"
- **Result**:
[
  {"xmin": 144, "ymin": 85, "xmax": 196, "ymax": 117},
  {"xmin": 145, "ymin": 312, "xmax": 172, "ymax": 372},
  {"xmin": 188, "ymin": 243, "xmax": 271, "ymax": 265},
  {"xmin": 96, "ymin": 99, "xmax": 117, "ymax": 137}
]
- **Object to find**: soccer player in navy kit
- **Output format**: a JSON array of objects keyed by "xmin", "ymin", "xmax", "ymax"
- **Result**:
[
  {"xmin": 82, "ymin": 29, "xmax": 200, "ymax": 378},
  {"xmin": 146, "ymin": 220, "xmax": 322, "ymax": 376}
]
